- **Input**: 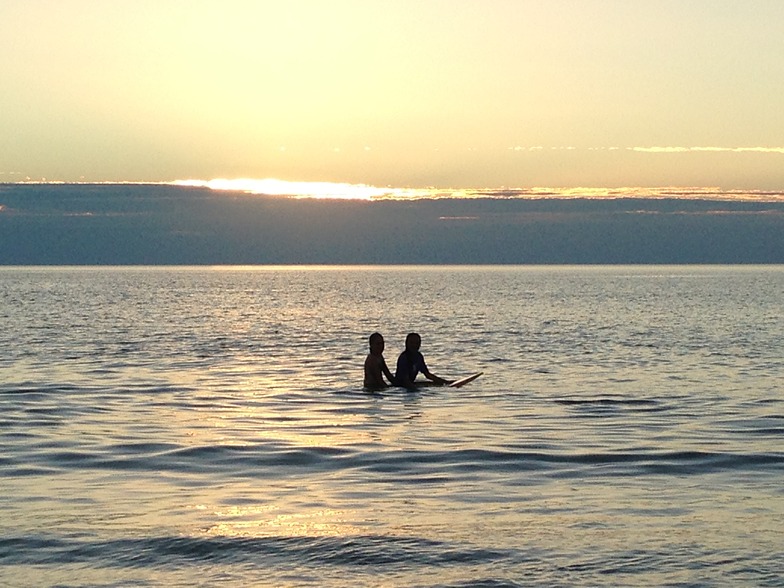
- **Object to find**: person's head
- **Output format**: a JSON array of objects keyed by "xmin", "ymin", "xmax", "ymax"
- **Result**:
[
  {"xmin": 405, "ymin": 332, "xmax": 421, "ymax": 352},
  {"xmin": 369, "ymin": 332, "xmax": 385, "ymax": 355}
]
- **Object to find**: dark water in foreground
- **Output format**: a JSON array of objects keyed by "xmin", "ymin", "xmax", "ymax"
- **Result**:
[{"xmin": 1, "ymin": 266, "xmax": 782, "ymax": 586}]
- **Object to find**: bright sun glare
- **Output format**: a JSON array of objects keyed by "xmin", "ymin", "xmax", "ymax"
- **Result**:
[
  {"xmin": 172, "ymin": 178, "xmax": 410, "ymax": 200},
  {"xmin": 169, "ymin": 179, "xmax": 784, "ymax": 203}
]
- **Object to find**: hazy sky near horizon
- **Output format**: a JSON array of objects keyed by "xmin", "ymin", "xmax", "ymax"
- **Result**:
[{"xmin": 2, "ymin": 0, "xmax": 783, "ymax": 189}]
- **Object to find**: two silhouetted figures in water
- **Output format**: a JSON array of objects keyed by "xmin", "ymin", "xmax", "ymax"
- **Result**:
[{"xmin": 363, "ymin": 332, "xmax": 448, "ymax": 390}]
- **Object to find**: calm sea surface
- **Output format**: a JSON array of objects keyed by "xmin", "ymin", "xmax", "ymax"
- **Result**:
[{"xmin": 1, "ymin": 265, "xmax": 782, "ymax": 587}]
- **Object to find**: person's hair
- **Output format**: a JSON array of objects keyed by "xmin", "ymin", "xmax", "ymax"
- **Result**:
[
  {"xmin": 369, "ymin": 332, "xmax": 384, "ymax": 345},
  {"xmin": 405, "ymin": 332, "xmax": 420, "ymax": 348}
]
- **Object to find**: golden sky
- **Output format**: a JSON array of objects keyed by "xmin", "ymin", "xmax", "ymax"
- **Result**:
[{"xmin": 2, "ymin": 0, "xmax": 783, "ymax": 188}]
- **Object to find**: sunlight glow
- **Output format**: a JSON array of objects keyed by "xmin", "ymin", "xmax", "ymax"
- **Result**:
[
  {"xmin": 172, "ymin": 178, "xmax": 408, "ymax": 200},
  {"xmin": 170, "ymin": 179, "xmax": 784, "ymax": 203}
]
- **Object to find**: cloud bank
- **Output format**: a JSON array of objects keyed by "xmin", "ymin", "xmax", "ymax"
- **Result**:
[{"xmin": 630, "ymin": 146, "xmax": 784, "ymax": 154}]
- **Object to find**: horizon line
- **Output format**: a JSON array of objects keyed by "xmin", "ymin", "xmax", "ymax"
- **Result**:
[{"xmin": 2, "ymin": 178, "xmax": 784, "ymax": 202}]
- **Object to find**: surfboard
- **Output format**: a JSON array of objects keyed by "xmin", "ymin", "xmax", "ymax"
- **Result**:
[
  {"xmin": 448, "ymin": 372, "xmax": 483, "ymax": 388},
  {"xmin": 395, "ymin": 372, "xmax": 483, "ymax": 389}
]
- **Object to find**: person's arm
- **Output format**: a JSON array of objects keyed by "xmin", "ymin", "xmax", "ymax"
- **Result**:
[
  {"xmin": 422, "ymin": 367, "xmax": 449, "ymax": 386},
  {"xmin": 381, "ymin": 358, "xmax": 396, "ymax": 386},
  {"xmin": 420, "ymin": 355, "xmax": 449, "ymax": 385},
  {"xmin": 372, "ymin": 357, "xmax": 391, "ymax": 388}
]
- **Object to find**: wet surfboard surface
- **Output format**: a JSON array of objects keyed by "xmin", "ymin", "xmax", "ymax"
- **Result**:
[
  {"xmin": 398, "ymin": 372, "xmax": 483, "ymax": 389},
  {"xmin": 448, "ymin": 372, "xmax": 483, "ymax": 388}
]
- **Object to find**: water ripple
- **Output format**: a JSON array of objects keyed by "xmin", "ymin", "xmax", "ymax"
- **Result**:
[
  {"xmin": 5, "ymin": 440, "xmax": 782, "ymax": 480},
  {"xmin": 0, "ymin": 534, "xmax": 514, "ymax": 569}
]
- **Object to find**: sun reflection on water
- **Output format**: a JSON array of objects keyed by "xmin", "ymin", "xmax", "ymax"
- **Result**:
[{"xmin": 205, "ymin": 504, "xmax": 361, "ymax": 539}]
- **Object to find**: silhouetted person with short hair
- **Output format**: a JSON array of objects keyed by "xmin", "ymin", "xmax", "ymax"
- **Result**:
[
  {"xmin": 395, "ymin": 332, "xmax": 448, "ymax": 388},
  {"xmin": 363, "ymin": 332, "xmax": 395, "ymax": 389}
]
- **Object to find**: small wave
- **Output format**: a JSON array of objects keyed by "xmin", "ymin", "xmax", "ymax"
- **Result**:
[
  {"xmin": 554, "ymin": 397, "xmax": 659, "ymax": 406},
  {"xmin": 554, "ymin": 396, "xmax": 667, "ymax": 414},
  {"xmin": 0, "ymin": 533, "xmax": 514, "ymax": 569},
  {"xmin": 436, "ymin": 581, "xmax": 525, "ymax": 588},
  {"xmin": 4, "ymin": 439, "xmax": 783, "ymax": 480}
]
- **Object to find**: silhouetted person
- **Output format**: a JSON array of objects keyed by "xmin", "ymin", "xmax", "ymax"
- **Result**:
[
  {"xmin": 395, "ymin": 332, "xmax": 448, "ymax": 388},
  {"xmin": 363, "ymin": 332, "xmax": 395, "ymax": 389}
]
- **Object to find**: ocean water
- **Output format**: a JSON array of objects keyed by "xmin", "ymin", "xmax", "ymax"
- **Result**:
[{"xmin": 1, "ymin": 265, "xmax": 782, "ymax": 587}]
